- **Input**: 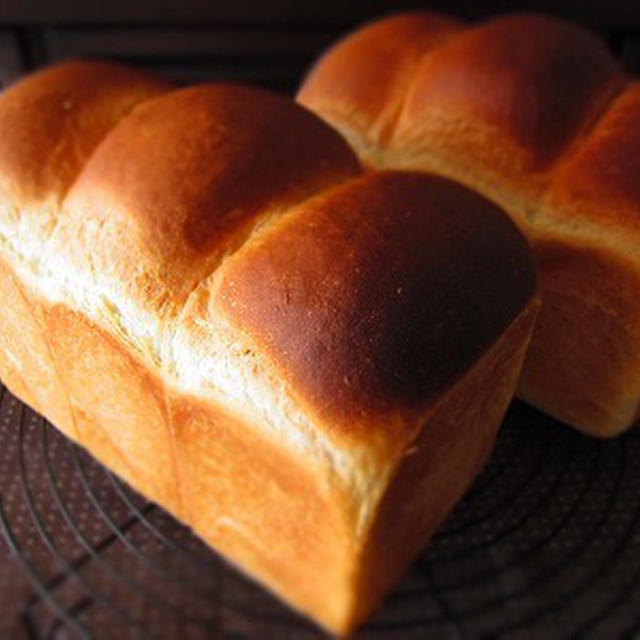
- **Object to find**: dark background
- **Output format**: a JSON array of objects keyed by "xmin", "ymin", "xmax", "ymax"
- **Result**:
[{"xmin": 1, "ymin": 0, "xmax": 640, "ymax": 93}]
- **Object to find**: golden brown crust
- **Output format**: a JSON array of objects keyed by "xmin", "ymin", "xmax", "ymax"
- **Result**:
[
  {"xmin": 352, "ymin": 299, "xmax": 539, "ymax": 630},
  {"xmin": 518, "ymin": 237, "xmax": 640, "ymax": 436},
  {"xmin": 298, "ymin": 11, "xmax": 640, "ymax": 435},
  {"xmin": 395, "ymin": 14, "xmax": 623, "ymax": 173},
  {"xmin": 548, "ymin": 82, "xmax": 640, "ymax": 237},
  {"xmin": 0, "ymin": 262, "xmax": 538, "ymax": 635},
  {"xmin": 44, "ymin": 304, "xmax": 182, "ymax": 514},
  {"xmin": 218, "ymin": 171, "xmax": 536, "ymax": 439},
  {"xmin": 62, "ymin": 83, "xmax": 361, "ymax": 310},
  {"xmin": 170, "ymin": 392, "xmax": 357, "ymax": 630},
  {"xmin": 0, "ymin": 59, "xmax": 539, "ymax": 634},
  {"xmin": 298, "ymin": 12, "xmax": 463, "ymax": 148},
  {"xmin": 0, "ymin": 60, "xmax": 172, "ymax": 204},
  {"xmin": 0, "ymin": 258, "xmax": 76, "ymax": 437}
]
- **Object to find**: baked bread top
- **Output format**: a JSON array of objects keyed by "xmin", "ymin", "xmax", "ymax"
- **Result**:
[
  {"xmin": 0, "ymin": 59, "xmax": 536, "ymax": 513},
  {"xmin": 298, "ymin": 12, "xmax": 640, "ymax": 251}
]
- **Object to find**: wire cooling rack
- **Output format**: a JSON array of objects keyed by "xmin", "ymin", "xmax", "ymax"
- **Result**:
[{"xmin": 1, "ymin": 382, "xmax": 640, "ymax": 639}]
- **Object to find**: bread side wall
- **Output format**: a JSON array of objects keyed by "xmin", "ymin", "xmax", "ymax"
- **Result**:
[
  {"xmin": 348, "ymin": 299, "xmax": 539, "ymax": 631},
  {"xmin": 518, "ymin": 237, "xmax": 640, "ymax": 435},
  {"xmin": 0, "ymin": 259, "xmax": 361, "ymax": 632}
]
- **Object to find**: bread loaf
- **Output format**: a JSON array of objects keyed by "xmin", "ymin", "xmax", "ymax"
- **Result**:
[
  {"xmin": 298, "ymin": 12, "xmax": 640, "ymax": 437},
  {"xmin": 0, "ymin": 60, "xmax": 538, "ymax": 635}
]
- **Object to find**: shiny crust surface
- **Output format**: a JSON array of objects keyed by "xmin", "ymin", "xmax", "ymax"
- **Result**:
[
  {"xmin": 395, "ymin": 14, "xmax": 623, "ymax": 171},
  {"xmin": 300, "ymin": 13, "xmax": 623, "ymax": 174},
  {"xmin": 298, "ymin": 12, "xmax": 463, "ymax": 148},
  {"xmin": 0, "ymin": 60, "xmax": 173, "ymax": 204},
  {"xmin": 0, "ymin": 60, "xmax": 538, "ymax": 633},
  {"xmin": 547, "ymin": 82, "xmax": 640, "ymax": 235},
  {"xmin": 298, "ymin": 11, "xmax": 640, "ymax": 434},
  {"xmin": 0, "ymin": 59, "xmax": 533, "ymax": 442},
  {"xmin": 219, "ymin": 171, "xmax": 536, "ymax": 436}
]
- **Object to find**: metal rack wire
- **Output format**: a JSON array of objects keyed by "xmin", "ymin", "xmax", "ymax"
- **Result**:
[{"xmin": 1, "ymin": 382, "xmax": 640, "ymax": 639}]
